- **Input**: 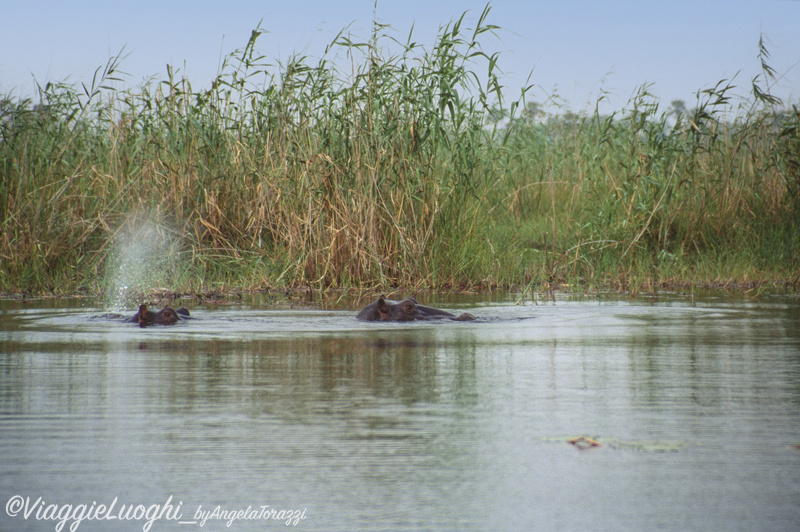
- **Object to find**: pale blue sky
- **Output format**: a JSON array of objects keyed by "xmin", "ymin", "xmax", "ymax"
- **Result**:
[{"xmin": 3, "ymin": 1, "xmax": 799, "ymax": 113}]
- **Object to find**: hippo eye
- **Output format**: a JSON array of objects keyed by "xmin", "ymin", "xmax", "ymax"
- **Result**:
[{"xmin": 402, "ymin": 302, "xmax": 416, "ymax": 314}]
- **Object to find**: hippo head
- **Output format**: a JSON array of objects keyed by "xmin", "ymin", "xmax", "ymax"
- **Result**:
[
  {"xmin": 135, "ymin": 304, "xmax": 184, "ymax": 327},
  {"xmin": 356, "ymin": 295, "xmax": 421, "ymax": 321},
  {"xmin": 156, "ymin": 307, "xmax": 180, "ymax": 325},
  {"xmin": 376, "ymin": 296, "xmax": 420, "ymax": 321},
  {"xmin": 356, "ymin": 295, "xmax": 473, "ymax": 322}
]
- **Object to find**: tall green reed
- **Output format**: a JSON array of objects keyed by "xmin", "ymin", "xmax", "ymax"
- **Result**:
[
  {"xmin": 1, "ymin": 6, "xmax": 516, "ymax": 294},
  {"xmin": 1, "ymin": 11, "xmax": 797, "ymax": 296},
  {"xmin": 485, "ymin": 39, "xmax": 798, "ymax": 290}
]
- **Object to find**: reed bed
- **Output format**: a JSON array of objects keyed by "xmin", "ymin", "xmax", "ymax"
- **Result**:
[{"xmin": 1, "ymin": 9, "xmax": 798, "ymax": 297}]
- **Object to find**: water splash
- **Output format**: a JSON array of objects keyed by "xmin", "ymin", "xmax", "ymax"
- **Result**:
[{"xmin": 103, "ymin": 217, "xmax": 182, "ymax": 311}]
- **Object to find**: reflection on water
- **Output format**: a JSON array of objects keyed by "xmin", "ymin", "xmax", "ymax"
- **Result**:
[{"xmin": 1, "ymin": 294, "xmax": 799, "ymax": 531}]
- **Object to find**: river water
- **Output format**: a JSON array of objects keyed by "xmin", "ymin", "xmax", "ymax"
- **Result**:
[{"xmin": 1, "ymin": 293, "xmax": 799, "ymax": 531}]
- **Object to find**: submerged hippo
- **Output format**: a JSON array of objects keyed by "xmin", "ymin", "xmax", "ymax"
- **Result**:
[
  {"xmin": 356, "ymin": 295, "xmax": 475, "ymax": 322},
  {"xmin": 126, "ymin": 304, "xmax": 190, "ymax": 328}
]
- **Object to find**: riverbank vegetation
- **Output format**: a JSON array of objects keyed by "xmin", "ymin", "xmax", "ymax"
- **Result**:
[{"xmin": 1, "ymin": 7, "xmax": 798, "ymax": 298}]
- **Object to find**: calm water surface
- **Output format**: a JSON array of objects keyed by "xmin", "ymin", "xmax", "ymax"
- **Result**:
[{"xmin": 1, "ymin": 293, "xmax": 799, "ymax": 531}]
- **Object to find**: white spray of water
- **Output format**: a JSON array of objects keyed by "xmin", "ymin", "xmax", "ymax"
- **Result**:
[{"xmin": 103, "ymin": 218, "xmax": 182, "ymax": 311}]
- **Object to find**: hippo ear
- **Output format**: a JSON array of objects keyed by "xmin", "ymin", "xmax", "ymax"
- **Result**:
[{"xmin": 377, "ymin": 296, "xmax": 391, "ymax": 313}]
